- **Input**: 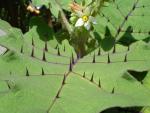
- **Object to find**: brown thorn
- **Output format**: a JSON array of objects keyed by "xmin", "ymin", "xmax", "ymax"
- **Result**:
[
  {"xmin": 32, "ymin": 38, "xmax": 34, "ymax": 46},
  {"xmin": 55, "ymin": 44, "xmax": 58, "ymax": 49},
  {"xmin": 57, "ymin": 47, "xmax": 60, "ymax": 56},
  {"xmin": 72, "ymin": 53, "xmax": 75, "ymax": 64},
  {"xmin": 83, "ymin": 72, "xmax": 85, "ymax": 78},
  {"xmin": 132, "ymin": 3, "xmax": 136, "ymax": 10},
  {"xmin": 42, "ymin": 51, "xmax": 46, "ymax": 61},
  {"xmin": 42, "ymin": 68, "xmax": 45, "ymax": 75},
  {"xmin": 63, "ymin": 45, "xmax": 65, "ymax": 52},
  {"xmin": 90, "ymin": 73, "xmax": 94, "ymax": 82},
  {"xmin": 92, "ymin": 53, "xmax": 96, "ymax": 63},
  {"xmin": 45, "ymin": 41, "xmax": 48, "ymax": 51},
  {"xmin": 26, "ymin": 67, "xmax": 29, "ymax": 76},
  {"xmin": 128, "ymin": 46, "xmax": 130, "ymax": 51},
  {"xmin": 141, "ymin": 81, "xmax": 143, "ymax": 84},
  {"xmin": 98, "ymin": 48, "xmax": 101, "ymax": 56},
  {"xmin": 98, "ymin": 78, "xmax": 101, "ymax": 88},
  {"xmin": 107, "ymin": 53, "xmax": 111, "ymax": 63},
  {"xmin": 117, "ymin": 27, "xmax": 121, "ymax": 34},
  {"xmin": 31, "ymin": 47, "xmax": 34, "ymax": 57},
  {"xmin": 125, "ymin": 16, "xmax": 128, "ymax": 21},
  {"xmin": 20, "ymin": 45, "xmax": 23, "ymax": 53},
  {"xmin": 69, "ymin": 58, "xmax": 72, "ymax": 71},
  {"xmin": 111, "ymin": 87, "xmax": 115, "ymax": 94},
  {"xmin": 124, "ymin": 54, "xmax": 127, "ymax": 62},
  {"xmin": 113, "ymin": 44, "xmax": 116, "ymax": 53}
]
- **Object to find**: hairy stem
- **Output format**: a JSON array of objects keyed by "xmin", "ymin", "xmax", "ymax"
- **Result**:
[{"xmin": 55, "ymin": 0, "xmax": 73, "ymax": 35}]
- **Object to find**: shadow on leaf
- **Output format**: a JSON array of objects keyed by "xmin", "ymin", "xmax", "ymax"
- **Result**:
[
  {"xmin": 101, "ymin": 26, "xmax": 115, "ymax": 51},
  {"xmin": 100, "ymin": 107, "xmax": 142, "ymax": 113},
  {"xmin": 29, "ymin": 17, "xmax": 54, "ymax": 42},
  {"xmin": 118, "ymin": 26, "xmax": 136, "ymax": 46}
]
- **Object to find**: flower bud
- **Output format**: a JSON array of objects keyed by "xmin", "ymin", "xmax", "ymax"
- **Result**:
[
  {"xmin": 70, "ymin": 16, "xmax": 77, "ymax": 24},
  {"xmin": 69, "ymin": 2, "xmax": 83, "ymax": 12}
]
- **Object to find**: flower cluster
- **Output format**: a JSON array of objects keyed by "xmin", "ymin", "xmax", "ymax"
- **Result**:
[{"xmin": 70, "ymin": 2, "xmax": 97, "ymax": 30}]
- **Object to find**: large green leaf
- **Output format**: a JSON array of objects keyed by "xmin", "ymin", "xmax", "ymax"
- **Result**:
[
  {"xmin": 94, "ymin": 0, "xmax": 150, "ymax": 44},
  {"xmin": 0, "ymin": 11, "xmax": 150, "ymax": 113}
]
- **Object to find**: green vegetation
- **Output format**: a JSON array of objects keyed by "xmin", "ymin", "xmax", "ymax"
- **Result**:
[{"xmin": 0, "ymin": 0, "xmax": 150, "ymax": 113}]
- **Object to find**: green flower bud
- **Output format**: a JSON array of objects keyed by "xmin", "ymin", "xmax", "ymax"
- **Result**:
[
  {"xmin": 71, "ymin": 13, "xmax": 76, "ymax": 17},
  {"xmin": 70, "ymin": 16, "xmax": 77, "ymax": 24}
]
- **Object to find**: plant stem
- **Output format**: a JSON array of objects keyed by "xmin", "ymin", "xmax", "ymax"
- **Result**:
[{"xmin": 55, "ymin": 0, "xmax": 73, "ymax": 35}]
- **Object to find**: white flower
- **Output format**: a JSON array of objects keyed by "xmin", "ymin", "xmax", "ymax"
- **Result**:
[
  {"xmin": 75, "ymin": 15, "xmax": 96, "ymax": 30},
  {"xmin": 74, "ymin": 7, "xmax": 97, "ymax": 30}
]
